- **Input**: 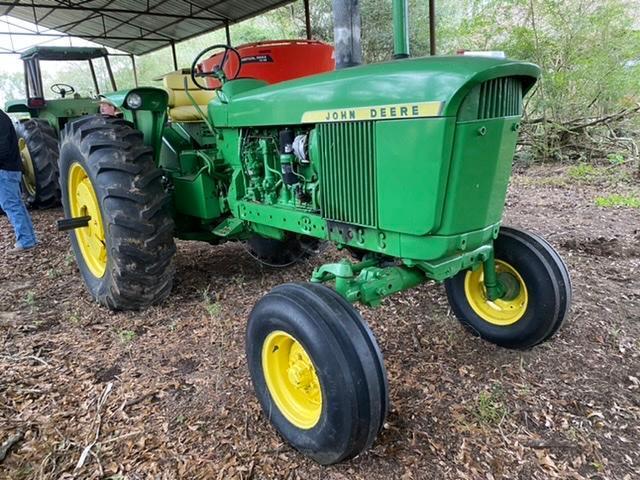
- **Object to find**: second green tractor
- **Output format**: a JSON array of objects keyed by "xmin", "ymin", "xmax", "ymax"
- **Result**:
[{"xmin": 5, "ymin": 46, "xmax": 117, "ymax": 208}]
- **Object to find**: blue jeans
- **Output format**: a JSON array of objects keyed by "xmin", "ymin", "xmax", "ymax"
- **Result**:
[{"xmin": 0, "ymin": 170, "xmax": 37, "ymax": 248}]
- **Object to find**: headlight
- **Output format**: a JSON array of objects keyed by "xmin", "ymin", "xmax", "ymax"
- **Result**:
[{"xmin": 126, "ymin": 93, "xmax": 143, "ymax": 109}]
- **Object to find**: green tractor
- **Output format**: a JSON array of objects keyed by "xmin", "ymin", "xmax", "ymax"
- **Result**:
[
  {"xmin": 57, "ymin": 2, "xmax": 571, "ymax": 465},
  {"xmin": 5, "ymin": 46, "xmax": 117, "ymax": 208}
]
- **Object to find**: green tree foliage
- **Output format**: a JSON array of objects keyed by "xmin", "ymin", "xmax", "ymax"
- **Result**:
[
  {"xmin": 0, "ymin": 70, "xmax": 23, "ymax": 106},
  {"xmin": 1, "ymin": 0, "xmax": 638, "ymax": 162},
  {"xmin": 444, "ymin": 0, "xmax": 640, "ymax": 119}
]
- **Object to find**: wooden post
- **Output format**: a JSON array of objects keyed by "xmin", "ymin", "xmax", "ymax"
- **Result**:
[{"xmin": 332, "ymin": 0, "xmax": 362, "ymax": 68}]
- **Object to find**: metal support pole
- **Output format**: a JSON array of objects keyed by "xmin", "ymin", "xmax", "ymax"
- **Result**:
[
  {"xmin": 429, "ymin": 0, "xmax": 436, "ymax": 55},
  {"xmin": 104, "ymin": 56, "xmax": 117, "ymax": 91},
  {"xmin": 303, "ymin": 0, "xmax": 312, "ymax": 40},
  {"xmin": 392, "ymin": 0, "xmax": 410, "ymax": 59},
  {"xmin": 170, "ymin": 40, "xmax": 178, "ymax": 71},
  {"xmin": 224, "ymin": 21, "xmax": 231, "ymax": 45},
  {"xmin": 88, "ymin": 59, "xmax": 100, "ymax": 94},
  {"xmin": 23, "ymin": 63, "xmax": 30, "ymax": 100},
  {"xmin": 33, "ymin": 59, "xmax": 44, "ymax": 98},
  {"xmin": 332, "ymin": 0, "xmax": 362, "ymax": 69},
  {"xmin": 130, "ymin": 54, "xmax": 139, "ymax": 87}
]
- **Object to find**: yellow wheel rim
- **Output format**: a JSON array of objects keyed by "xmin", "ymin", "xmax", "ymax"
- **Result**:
[
  {"xmin": 68, "ymin": 163, "xmax": 107, "ymax": 278},
  {"xmin": 464, "ymin": 260, "xmax": 528, "ymax": 326},
  {"xmin": 18, "ymin": 138, "xmax": 37, "ymax": 197},
  {"xmin": 262, "ymin": 331, "xmax": 322, "ymax": 429}
]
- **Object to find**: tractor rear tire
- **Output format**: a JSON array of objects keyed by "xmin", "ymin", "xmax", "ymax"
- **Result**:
[
  {"xmin": 15, "ymin": 118, "xmax": 61, "ymax": 208},
  {"xmin": 445, "ymin": 226, "xmax": 571, "ymax": 349},
  {"xmin": 59, "ymin": 115, "xmax": 176, "ymax": 310},
  {"xmin": 246, "ymin": 283, "xmax": 388, "ymax": 465}
]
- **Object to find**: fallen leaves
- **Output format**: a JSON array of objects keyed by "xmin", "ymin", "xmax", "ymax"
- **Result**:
[{"xmin": 0, "ymin": 165, "xmax": 639, "ymax": 479}]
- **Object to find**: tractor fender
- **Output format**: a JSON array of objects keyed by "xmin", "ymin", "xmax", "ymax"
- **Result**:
[
  {"xmin": 100, "ymin": 87, "xmax": 168, "ymax": 113},
  {"xmin": 4, "ymin": 99, "xmax": 32, "ymax": 114},
  {"xmin": 100, "ymin": 88, "xmax": 169, "ymax": 163}
]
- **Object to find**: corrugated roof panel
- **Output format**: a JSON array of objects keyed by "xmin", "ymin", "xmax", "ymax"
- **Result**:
[{"xmin": 2, "ymin": 0, "xmax": 296, "ymax": 55}]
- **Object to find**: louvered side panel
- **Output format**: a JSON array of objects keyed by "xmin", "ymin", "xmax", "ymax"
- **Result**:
[
  {"xmin": 318, "ymin": 122, "xmax": 378, "ymax": 228},
  {"xmin": 477, "ymin": 77, "xmax": 523, "ymax": 119}
]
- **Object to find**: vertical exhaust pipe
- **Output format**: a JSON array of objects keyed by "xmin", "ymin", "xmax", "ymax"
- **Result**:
[{"xmin": 393, "ymin": 0, "xmax": 410, "ymax": 59}]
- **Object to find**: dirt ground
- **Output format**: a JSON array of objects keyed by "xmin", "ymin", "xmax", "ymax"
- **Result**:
[{"xmin": 1, "ymin": 165, "xmax": 639, "ymax": 480}]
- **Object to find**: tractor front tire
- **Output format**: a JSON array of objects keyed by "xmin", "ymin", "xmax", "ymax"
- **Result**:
[
  {"xmin": 15, "ymin": 118, "xmax": 61, "ymax": 208},
  {"xmin": 445, "ymin": 226, "xmax": 571, "ymax": 349},
  {"xmin": 247, "ymin": 283, "xmax": 388, "ymax": 465},
  {"xmin": 59, "ymin": 115, "xmax": 176, "ymax": 310}
]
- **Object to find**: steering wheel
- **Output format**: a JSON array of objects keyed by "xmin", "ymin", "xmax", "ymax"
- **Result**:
[
  {"xmin": 191, "ymin": 44, "xmax": 242, "ymax": 91},
  {"xmin": 51, "ymin": 83, "xmax": 76, "ymax": 99}
]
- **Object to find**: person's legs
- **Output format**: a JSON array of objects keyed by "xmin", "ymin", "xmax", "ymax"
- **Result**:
[{"xmin": 0, "ymin": 170, "xmax": 37, "ymax": 249}]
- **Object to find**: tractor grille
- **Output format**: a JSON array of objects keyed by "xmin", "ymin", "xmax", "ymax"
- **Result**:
[
  {"xmin": 459, "ymin": 77, "xmax": 523, "ymax": 121},
  {"xmin": 318, "ymin": 121, "xmax": 378, "ymax": 228},
  {"xmin": 478, "ymin": 77, "xmax": 523, "ymax": 118}
]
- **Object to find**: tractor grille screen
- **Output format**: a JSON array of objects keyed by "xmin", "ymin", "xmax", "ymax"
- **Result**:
[
  {"xmin": 459, "ymin": 77, "xmax": 523, "ymax": 121},
  {"xmin": 478, "ymin": 77, "xmax": 523, "ymax": 119},
  {"xmin": 318, "ymin": 121, "xmax": 378, "ymax": 228}
]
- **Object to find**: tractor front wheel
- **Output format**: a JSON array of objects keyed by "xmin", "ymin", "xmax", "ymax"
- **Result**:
[
  {"xmin": 246, "ymin": 282, "xmax": 388, "ymax": 464},
  {"xmin": 15, "ymin": 118, "xmax": 60, "ymax": 208},
  {"xmin": 445, "ymin": 226, "xmax": 571, "ymax": 349},
  {"xmin": 59, "ymin": 115, "xmax": 176, "ymax": 310}
]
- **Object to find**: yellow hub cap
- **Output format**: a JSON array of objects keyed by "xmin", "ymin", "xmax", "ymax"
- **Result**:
[
  {"xmin": 18, "ymin": 138, "xmax": 37, "ymax": 196},
  {"xmin": 262, "ymin": 331, "xmax": 322, "ymax": 429},
  {"xmin": 464, "ymin": 260, "xmax": 528, "ymax": 326},
  {"xmin": 68, "ymin": 163, "xmax": 107, "ymax": 278}
]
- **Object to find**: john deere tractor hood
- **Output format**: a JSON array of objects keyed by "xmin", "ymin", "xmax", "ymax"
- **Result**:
[{"xmin": 211, "ymin": 55, "xmax": 540, "ymax": 127}]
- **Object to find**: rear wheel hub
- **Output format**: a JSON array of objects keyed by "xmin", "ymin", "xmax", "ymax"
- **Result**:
[
  {"xmin": 18, "ymin": 138, "xmax": 37, "ymax": 197},
  {"xmin": 68, "ymin": 163, "xmax": 107, "ymax": 278}
]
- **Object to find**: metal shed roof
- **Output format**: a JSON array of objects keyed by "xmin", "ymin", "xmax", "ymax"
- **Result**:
[{"xmin": 0, "ymin": 0, "xmax": 297, "ymax": 56}]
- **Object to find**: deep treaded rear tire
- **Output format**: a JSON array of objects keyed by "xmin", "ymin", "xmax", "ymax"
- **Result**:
[
  {"xmin": 15, "ymin": 118, "xmax": 61, "ymax": 208},
  {"xmin": 60, "ymin": 115, "xmax": 176, "ymax": 310}
]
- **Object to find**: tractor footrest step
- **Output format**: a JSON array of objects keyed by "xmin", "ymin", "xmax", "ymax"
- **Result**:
[{"xmin": 212, "ymin": 218, "xmax": 244, "ymax": 237}]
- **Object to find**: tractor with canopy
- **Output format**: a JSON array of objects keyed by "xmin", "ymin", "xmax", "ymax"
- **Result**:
[{"xmin": 4, "ymin": 46, "xmax": 117, "ymax": 208}]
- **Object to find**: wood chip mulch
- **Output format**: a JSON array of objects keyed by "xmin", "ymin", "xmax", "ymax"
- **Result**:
[{"xmin": 1, "ymin": 165, "xmax": 639, "ymax": 479}]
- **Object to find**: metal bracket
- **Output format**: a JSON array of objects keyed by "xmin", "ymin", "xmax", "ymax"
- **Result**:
[
  {"xmin": 312, "ymin": 258, "xmax": 426, "ymax": 307},
  {"xmin": 482, "ymin": 251, "xmax": 506, "ymax": 301}
]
